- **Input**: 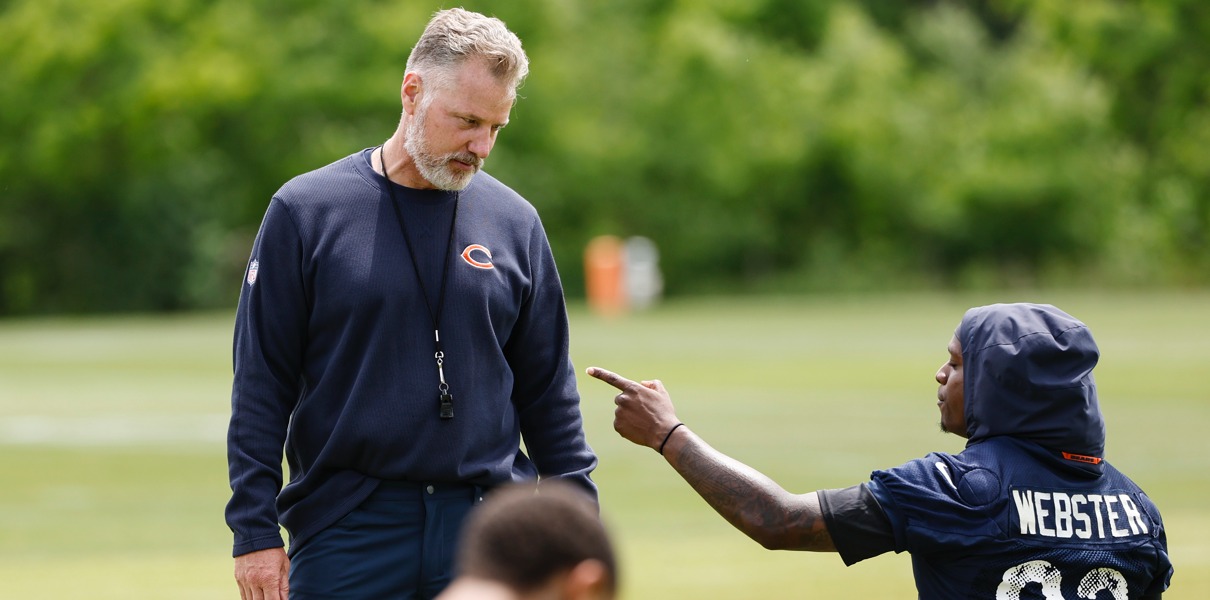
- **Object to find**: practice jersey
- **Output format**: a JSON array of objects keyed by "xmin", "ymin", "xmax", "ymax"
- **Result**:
[{"xmin": 822, "ymin": 436, "xmax": 1172, "ymax": 599}]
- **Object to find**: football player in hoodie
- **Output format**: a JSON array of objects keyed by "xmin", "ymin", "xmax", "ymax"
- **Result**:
[{"xmin": 588, "ymin": 303, "xmax": 1173, "ymax": 599}]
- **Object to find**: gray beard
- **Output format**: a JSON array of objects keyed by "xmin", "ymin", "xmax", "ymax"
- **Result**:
[{"xmin": 403, "ymin": 107, "xmax": 480, "ymax": 191}]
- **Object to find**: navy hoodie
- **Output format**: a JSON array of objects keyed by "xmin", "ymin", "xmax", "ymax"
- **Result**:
[
  {"xmin": 865, "ymin": 303, "xmax": 1173, "ymax": 599},
  {"xmin": 225, "ymin": 150, "xmax": 597, "ymax": 557}
]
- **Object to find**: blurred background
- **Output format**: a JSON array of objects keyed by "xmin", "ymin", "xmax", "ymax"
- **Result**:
[
  {"xmin": 1, "ymin": 0, "xmax": 1207, "ymax": 597},
  {"xmin": 2, "ymin": 0, "xmax": 1209, "ymax": 314}
]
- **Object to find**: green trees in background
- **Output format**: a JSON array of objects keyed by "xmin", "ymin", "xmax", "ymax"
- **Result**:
[
  {"xmin": 0, "ymin": 0, "xmax": 433, "ymax": 312},
  {"xmin": 1, "ymin": 0, "xmax": 1206, "ymax": 314},
  {"xmin": 1015, "ymin": 0, "xmax": 1210, "ymax": 285}
]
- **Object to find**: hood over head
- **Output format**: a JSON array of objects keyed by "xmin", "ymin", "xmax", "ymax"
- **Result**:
[{"xmin": 958, "ymin": 303, "xmax": 1106, "ymax": 469}]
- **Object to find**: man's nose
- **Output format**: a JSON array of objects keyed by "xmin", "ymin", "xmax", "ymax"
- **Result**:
[{"xmin": 468, "ymin": 129, "xmax": 495, "ymax": 159}]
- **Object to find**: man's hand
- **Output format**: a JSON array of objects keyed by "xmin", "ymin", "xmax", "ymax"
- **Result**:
[
  {"xmin": 234, "ymin": 547, "xmax": 289, "ymax": 600},
  {"xmin": 586, "ymin": 366, "xmax": 682, "ymax": 451}
]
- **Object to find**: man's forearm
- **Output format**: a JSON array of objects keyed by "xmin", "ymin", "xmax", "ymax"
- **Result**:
[{"xmin": 662, "ymin": 426, "xmax": 835, "ymax": 552}]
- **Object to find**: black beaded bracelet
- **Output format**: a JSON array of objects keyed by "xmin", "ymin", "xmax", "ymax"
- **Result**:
[{"xmin": 658, "ymin": 423, "xmax": 685, "ymax": 455}]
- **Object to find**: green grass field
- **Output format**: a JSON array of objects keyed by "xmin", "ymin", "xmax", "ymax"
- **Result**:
[{"xmin": 1, "ymin": 291, "xmax": 1206, "ymax": 598}]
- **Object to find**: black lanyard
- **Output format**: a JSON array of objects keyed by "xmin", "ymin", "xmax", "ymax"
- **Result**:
[{"xmin": 380, "ymin": 145, "xmax": 460, "ymax": 419}]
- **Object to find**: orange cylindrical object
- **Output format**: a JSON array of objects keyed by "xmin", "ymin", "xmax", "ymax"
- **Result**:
[{"xmin": 584, "ymin": 235, "xmax": 627, "ymax": 317}]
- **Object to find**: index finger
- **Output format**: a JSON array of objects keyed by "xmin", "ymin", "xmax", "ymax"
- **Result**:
[{"xmin": 585, "ymin": 366, "xmax": 639, "ymax": 391}]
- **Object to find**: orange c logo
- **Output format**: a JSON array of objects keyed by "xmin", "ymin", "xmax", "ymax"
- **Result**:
[{"xmin": 461, "ymin": 244, "xmax": 494, "ymax": 269}]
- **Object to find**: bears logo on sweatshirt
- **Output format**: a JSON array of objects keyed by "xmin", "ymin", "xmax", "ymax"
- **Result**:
[{"xmin": 460, "ymin": 244, "xmax": 494, "ymax": 269}]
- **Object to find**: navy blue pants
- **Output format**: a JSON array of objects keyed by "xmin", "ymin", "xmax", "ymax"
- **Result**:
[{"xmin": 288, "ymin": 481, "xmax": 485, "ymax": 599}]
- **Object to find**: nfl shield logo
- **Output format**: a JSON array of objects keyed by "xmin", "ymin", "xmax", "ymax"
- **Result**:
[{"xmin": 246, "ymin": 259, "xmax": 259, "ymax": 285}]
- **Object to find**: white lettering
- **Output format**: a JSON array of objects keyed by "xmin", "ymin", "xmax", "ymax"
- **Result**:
[
  {"xmin": 1034, "ymin": 492, "xmax": 1056, "ymax": 537},
  {"xmin": 1011, "ymin": 489, "xmax": 1149, "ymax": 541},
  {"xmin": 1012, "ymin": 490, "xmax": 1037, "ymax": 535},
  {"xmin": 1104, "ymin": 495, "xmax": 1129, "ymax": 537},
  {"xmin": 1052, "ymin": 492, "xmax": 1073, "ymax": 538},
  {"xmin": 1088, "ymin": 494, "xmax": 1106, "ymax": 538},
  {"xmin": 1118, "ymin": 495, "xmax": 1148, "ymax": 535},
  {"xmin": 1071, "ymin": 494, "xmax": 1092, "ymax": 539}
]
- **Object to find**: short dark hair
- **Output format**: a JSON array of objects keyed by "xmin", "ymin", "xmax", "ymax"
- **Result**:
[{"xmin": 455, "ymin": 480, "xmax": 617, "ymax": 593}]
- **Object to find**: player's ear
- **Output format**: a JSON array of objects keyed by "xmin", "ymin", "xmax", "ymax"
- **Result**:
[
  {"xmin": 562, "ymin": 559, "xmax": 611, "ymax": 600},
  {"xmin": 401, "ymin": 72, "xmax": 422, "ymax": 116}
]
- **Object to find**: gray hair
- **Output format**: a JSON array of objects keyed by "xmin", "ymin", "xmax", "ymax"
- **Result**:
[{"xmin": 406, "ymin": 8, "xmax": 529, "ymax": 95}]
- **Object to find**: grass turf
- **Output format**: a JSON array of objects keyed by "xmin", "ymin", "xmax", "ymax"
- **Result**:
[{"xmin": 0, "ymin": 291, "xmax": 1206, "ymax": 598}]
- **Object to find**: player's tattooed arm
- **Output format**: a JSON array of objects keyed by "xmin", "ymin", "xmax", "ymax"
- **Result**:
[
  {"xmin": 664, "ymin": 426, "xmax": 836, "ymax": 552},
  {"xmin": 584, "ymin": 365, "xmax": 835, "ymax": 552}
]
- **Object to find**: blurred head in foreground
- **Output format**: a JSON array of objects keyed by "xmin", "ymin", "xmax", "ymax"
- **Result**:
[{"xmin": 438, "ymin": 480, "xmax": 617, "ymax": 600}]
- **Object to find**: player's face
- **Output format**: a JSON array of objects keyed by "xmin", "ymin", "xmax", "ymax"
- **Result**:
[
  {"xmin": 404, "ymin": 60, "xmax": 514, "ymax": 190},
  {"xmin": 935, "ymin": 335, "xmax": 968, "ymax": 438}
]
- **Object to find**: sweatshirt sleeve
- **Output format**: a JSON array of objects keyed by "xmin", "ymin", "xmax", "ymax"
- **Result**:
[
  {"xmin": 505, "ymin": 216, "xmax": 598, "ymax": 500},
  {"xmin": 225, "ymin": 198, "xmax": 309, "ymax": 557}
]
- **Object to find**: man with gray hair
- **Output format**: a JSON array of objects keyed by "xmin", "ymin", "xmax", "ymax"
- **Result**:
[{"xmin": 227, "ymin": 8, "xmax": 597, "ymax": 599}]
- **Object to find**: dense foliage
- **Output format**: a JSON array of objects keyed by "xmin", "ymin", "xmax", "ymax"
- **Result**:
[{"xmin": 2, "ymin": 0, "xmax": 1206, "ymax": 314}]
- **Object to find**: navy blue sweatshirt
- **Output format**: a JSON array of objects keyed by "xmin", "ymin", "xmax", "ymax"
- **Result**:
[{"xmin": 226, "ymin": 149, "xmax": 597, "ymax": 557}]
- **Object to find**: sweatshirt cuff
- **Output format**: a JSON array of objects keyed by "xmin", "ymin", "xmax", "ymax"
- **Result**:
[{"xmin": 233, "ymin": 532, "xmax": 285, "ymax": 558}]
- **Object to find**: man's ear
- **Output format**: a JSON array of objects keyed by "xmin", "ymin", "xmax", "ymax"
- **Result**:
[
  {"xmin": 401, "ymin": 72, "xmax": 422, "ymax": 116},
  {"xmin": 561, "ymin": 559, "xmax": 612, "ymax": 600}
]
